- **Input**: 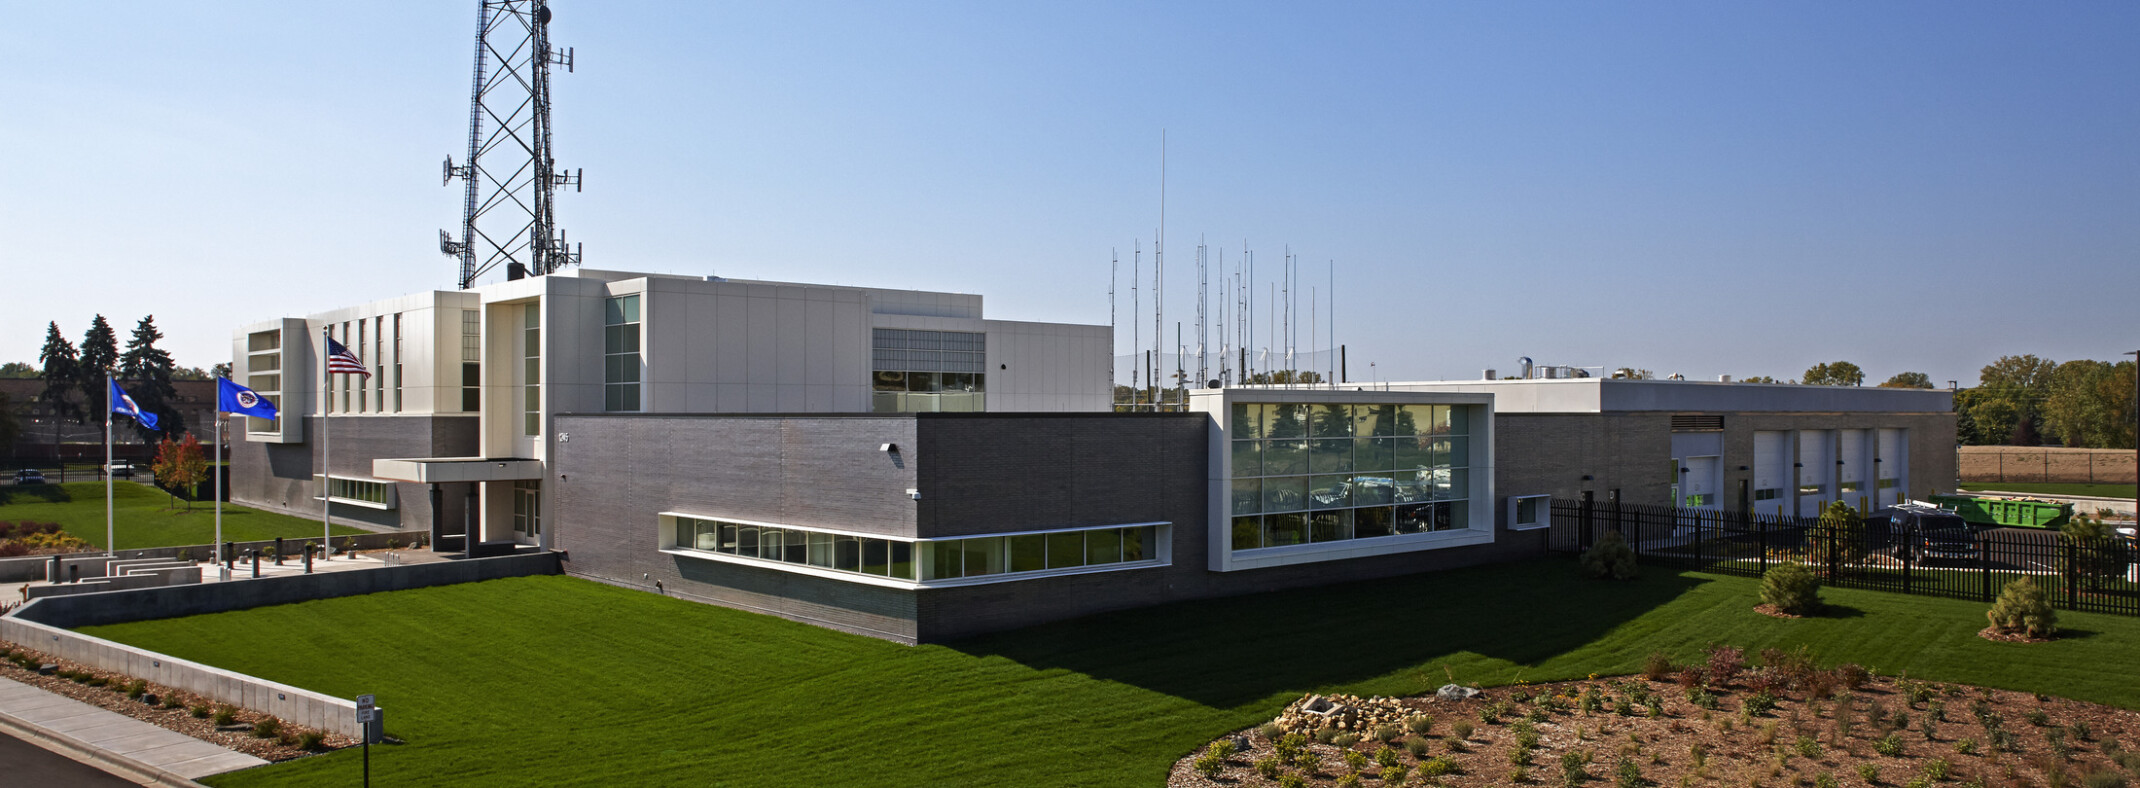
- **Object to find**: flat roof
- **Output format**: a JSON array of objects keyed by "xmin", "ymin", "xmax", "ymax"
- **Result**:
[{"xmin": 1362, "ymin": 378, "xmax": 1954, "ymax": 414}]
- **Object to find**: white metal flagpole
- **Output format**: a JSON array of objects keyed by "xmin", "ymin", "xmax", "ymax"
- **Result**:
[
  {"xmin": 105, "ymin": 369, "xmax": 114, "ymax": 558},
  {"xmin": 322, "ymin": 330, "xmax": 332, "ymax": 558},
  {"xmin": 215, "ymin": 410, "xmax": 224, "ymax": 577}
]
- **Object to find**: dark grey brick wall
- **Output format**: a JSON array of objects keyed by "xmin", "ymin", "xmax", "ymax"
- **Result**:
[
  {"xmin": 228, "ymin": 415, "xmax": 478, "ymax": 533},
  {"xmin": 551, "ymin": 414, "xmax": 922, "ymax": 641}
]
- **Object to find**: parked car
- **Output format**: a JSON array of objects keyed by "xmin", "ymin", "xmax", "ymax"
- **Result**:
[
  {"xmin": 1864, "ymin": 502, "xmax": 1976, "ymax": 563},
  {"xmin": 104, "ymin": 460, "xmax": 135, "ymax": 478},
  {"xmin": 10, "ymin": 469, "xmax": 44, "ymax": 485}
]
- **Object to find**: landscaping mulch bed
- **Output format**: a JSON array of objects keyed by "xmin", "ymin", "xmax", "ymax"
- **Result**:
[
  {"xmin": 1170, "ymin": 659, "xmax": 2140, "ymax": 787},
  {"xmin": 0, "ymin": 640, "xmax": 355, "ymax": 762}
]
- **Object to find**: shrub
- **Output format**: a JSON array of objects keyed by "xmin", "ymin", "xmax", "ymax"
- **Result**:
[
  {"xmin": 2069, "ymin": 720, "xmax": 2092, "ymax": 741},
  {"xmin": 298, "ymin": 730, "xmax": 325, "ymax": 752},
  {"xmin": 212, "ymin": 705, "xmax": 238, "ymax": 726},
  {"xmin": 1705, "ymin": 644, "xmax": 1745, "ymax": 687},
  {"xmin": 1953, "ymin": 738, "xmax": 1976, "ymax": 755},
  {"xmin": 1509, "ymin": 745, "xmax": 1534, "ymax": 767},
  {"xmin": 1343, "ymin": 749, "xmax": 1370, "ymax": 773},
  {"xmin": 2081, "ymin": 771, "xmax": 2128, "ymax": 788},
  {"xmin": 1581, "ymin": 530, "xmax": 1639, "ymax": 580},
  {"xmin": 1405, "ymin": 715, "xmax": 1434, "ymax": 736},
  {"xmin": 1375, "ymin": 723, "xmax": 1404, "ymax": 742},
  {"xmin": 1254, "ymin": 755, "xmax": 1283, "ymax": 779},
  {"xmin": 1858, "ymin": 763, "xmax": 1881, "ymax": 783},
  {"xmin": 1560, "ymin": 751, "xmax": 1590, "ymax": 787},
  {"xmin": 1315, "ymin": 726, "xmax": 1341, "ymax": 744},
  {"xmin": 252, "ymin": 717, "xmax": 281, "ymax": 739},
  {"xmin": 1452, "ymin": 720, "xmax": 1474, "ymax": 740},
  {"xmin": 1837, "ymin": 663, "xmax": 1871, "ymax": 691},
  {"xmin": 1986, "ymin": 577, "xmax": 2058, "ymax": 639},
  {"xmin": 1419, "ymin": 756, "xmax": 1459, "ymax": 777},
  {"xmin": 161, "ymin": 693, "xmax": 184, "ymax": 710},
  {"xmin": 1761, "ymin": 561, "xmax": 1823, "ymax": 615},
  {"xmin": 1257, "ymin": 722, "xmax": 1283, "ymax": 740},
  {"xmin": 1277, "ymin": 774, "xmax": 1308, "ymax": 788},
  {"xmin": 1291, "ymin": 749, "xmax": 1322, "ymax": 775},
  {"xmin": 1332, "ymin": 732, "xmax": 1360, "ymax": 748},
  {"xmin": 1796, "ymin": 736, "xmax": 1822, "ymax": 758},
  {"xmin": 190, "ymin": 703, "xmax": 210, "ymax": 719},
  {"xmin": 1385, "ymin": 764, "xmax": 1412, "ymax": 784},
  {"xmin": 1335, "ymin": 773, "xmax": 1363, "ymax": 788},
  {"xmin": 1922, "ymin": 758, "xmax": 1951, "ymax": 781},
  {"xmin": 1375, "ymin": 746, "xmax": 1400, "ymax": 770},
  {"xmin": 1442, "ymin": 734, "xmax": 1467, "ymax": 752},
  {"xmin": 1815, "ymin": 773, "xmax": 1839, "ymax": 788},
  {"xmin": 1674, "ymin": 667, "xmax": 1705, "ymax": 691},
  {"xmin": 1211, "ymin": 739, "xmax": 1235, "ymax": 760},
  {"xmin": 2026, "ymin": 709, "xmax": 2050, "ymax": 727},
  {"xmin": 1745, "ymin": 692, "xmax": 1779, "ymax": 716},
  {"xmin": 124, "ymin": 679, "xmax": 146, "ymax": 699},
  {"xmin": 1875, "ymin": 734, "xmax": 1905, "ymax": 756},
  {"xmin": 1401, "ymin": 735, "xmax": 1430, "ymax": 758},
  {"xmin": 1642, "ymin": 652, "xmax": 1674, "ymax": 681}
]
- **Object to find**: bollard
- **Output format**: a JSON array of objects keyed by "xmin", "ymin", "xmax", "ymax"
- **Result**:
[
  {"xmin": 274, "ymin": 537, "xmax": 285, "ymax": 566},
  {"xmin": 304, "ymin": 547, "xmax": 313, "ymax": 574},
  {"xmin": 249, "ymin": 550, "xmax": 259, "ymax": 579},
  {"xmin": 224, "ymin": 540, "xmax": 236, "ymax": 568},
  {"xmin": 68, "ymin": 564, "xmax": 79, "ymax": 584},
  {"xmin": 47, "ymin": 556, "xmax": 60, "ymax": 584}
]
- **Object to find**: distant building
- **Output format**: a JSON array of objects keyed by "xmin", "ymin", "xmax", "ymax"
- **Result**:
[{"xmin": 2, "ymin": 378, "xmax": 218, "ymax": 462}]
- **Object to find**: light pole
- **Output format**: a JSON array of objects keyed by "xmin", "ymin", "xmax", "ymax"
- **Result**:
[{"xmin": 2126, "ymin": 351, "xmax": 2138, "ymax": 526}]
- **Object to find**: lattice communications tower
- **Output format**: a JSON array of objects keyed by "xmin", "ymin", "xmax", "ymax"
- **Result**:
[{"xmin": 440, "ymin": 1, "xmax": 583, "ymax": 289}]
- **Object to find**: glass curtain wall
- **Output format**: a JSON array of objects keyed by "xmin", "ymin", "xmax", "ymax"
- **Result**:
[
  {"xmin": 1229, "ymin": 402, "xmax": 1471, "ymax": 552},
  {"xmin": 871, "ymin": 329, "xmax": 986, "ymax": 412},
  {"xmin": 672, "ymin": 518, "xmax": 1159, "ymax": 584},
  {"xmin": 604, "ymin": 295, "xmax": 641, "ymax": 411}
]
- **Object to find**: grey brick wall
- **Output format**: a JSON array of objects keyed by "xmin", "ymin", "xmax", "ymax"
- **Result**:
[{"xmin": 228, "ymin": 415, "xmax": 478, "ymax": 533}]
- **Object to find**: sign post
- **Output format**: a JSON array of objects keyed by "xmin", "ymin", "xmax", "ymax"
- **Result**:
[{"xmin": 355, "ymin": 693, "xmax": 376, "ymax": 788}]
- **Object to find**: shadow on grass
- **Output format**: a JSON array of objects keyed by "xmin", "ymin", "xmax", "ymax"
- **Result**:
[
  {"xmin": 947, "ymin": 558, "xmax": 1710, "ymax": 708},
  {"xmin": 1815, "ymin": 604, "xmax": 1867, "ymax": 619},
  {"xmin": 0, "ymin": 485, "xmax": 73, "ymax": 506}
]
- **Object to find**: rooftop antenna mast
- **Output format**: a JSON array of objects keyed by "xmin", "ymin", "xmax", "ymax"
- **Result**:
[
  {"xmin": 1154, "ymin": 130, "xmax": 1166, "ymax": 410},
  {"xmin": 1196, "ymin": 235, "xmax": 1207, "ymax": 388},
  {"xmin": 441, "ymin": 0, "xmax": 584, "ymax": 290},
  {"xmin": 1108, "ymin": 249, "xmax": 1117, "ymax": 407},
  {"xmin": 1131, "ymin": 240, "xmax": 1141, "ymax": 409}
]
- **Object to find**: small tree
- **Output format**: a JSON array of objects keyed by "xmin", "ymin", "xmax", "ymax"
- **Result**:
[
  {"xmin": 150, "ymin": 433, "xmax": 210, "ymax": 511},
  {"xmin": 1581, "ymin": 530, "xmax": 1639, "ymax": 580},
  {"xmin": 2059, "ymin": 515, "xmax": 2132, "ymax": 593},
  {"xmin": 1760, "ymin": 561, "xmax": 1822, "ymax": 615},
  {"xmin": 1812, "ymin": 501, "xmax": 1869, "ymax": 576},
  {"xmin": 1879, "ymin": 372, "xmax": 1935, "ymax": 389},
  {"xmin": 1985, "ymin": 577, "xmax": 2056, "ymax": 639},
  {"xmin": 1803, "ymin": 361, "xmax": 1866, "ymax": 387}
]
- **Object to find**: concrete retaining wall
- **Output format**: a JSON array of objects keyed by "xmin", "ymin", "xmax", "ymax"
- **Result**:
[
  {"xmin": 1960, "ymin": 446, "xmax": 2136, "ymax": 485},
  {"xmin": 0, "ymin": 552, "xmax": 561, "ymax": 738},
  {"xmin": 0, "ymin": 530, "xmax": 427, "ymax": 584}
]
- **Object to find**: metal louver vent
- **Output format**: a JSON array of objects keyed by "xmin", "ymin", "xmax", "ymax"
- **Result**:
[{"xmin": 1670, "ymin": 414, "xmax": 1724, "ymax": 432}]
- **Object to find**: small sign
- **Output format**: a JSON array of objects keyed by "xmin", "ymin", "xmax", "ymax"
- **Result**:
[
  {"xmin": 357, "ymin": 707, "xmax": 377, "ymax": 724},
  {"xmin": 356, "ymin": 694, "xmax": 375, "ymax": 710}
]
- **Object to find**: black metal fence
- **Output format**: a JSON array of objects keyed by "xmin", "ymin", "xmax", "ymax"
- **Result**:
[{"xmin": 1549, "ymin": 498, "xmax": 2140, "ymax": 617}]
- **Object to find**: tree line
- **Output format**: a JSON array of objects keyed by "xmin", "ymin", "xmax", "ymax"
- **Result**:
[
  {"xmin": 1956, "ymin": 354, "xmax": 2135, "ymax": 448},
  {"xmin": 27, "ymin": 315, "xmax": 196, "ymax": 446}
]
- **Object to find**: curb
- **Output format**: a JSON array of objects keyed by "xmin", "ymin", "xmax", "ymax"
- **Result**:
[{"xmin": 0, "ymin": 709, "xmax": 214, "ymax": 787}]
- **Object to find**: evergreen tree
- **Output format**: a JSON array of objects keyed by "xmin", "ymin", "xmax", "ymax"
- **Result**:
[
  {"xmin": 77, "ymin": 314, "xmax": 119, "ymax": 421},
  {"xmin": 119, "ymin": 315, "xmax": 183, "ymax": 440},
  {"xmin": 37, "ymin": 322, "xmax": 81, "ymax": 430}
]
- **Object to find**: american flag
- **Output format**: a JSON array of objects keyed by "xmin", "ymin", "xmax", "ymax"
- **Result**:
[{"xmin": 325, "ymin": 336, "xmax": 372, "ymax": 378}]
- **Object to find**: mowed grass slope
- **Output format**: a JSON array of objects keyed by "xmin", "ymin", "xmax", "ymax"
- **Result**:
[
  {"xmin": 82, "ymin": 560, "xmax": 2140, "ymax": 788},
  {"xmin": 0, "ymin": 482, "xmax": 362, "ymax": 549}
]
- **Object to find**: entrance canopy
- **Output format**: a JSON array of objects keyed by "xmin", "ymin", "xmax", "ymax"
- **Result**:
[{"xmin": 373, "ymin": 457, "xmax": 544, "ymax": 484}]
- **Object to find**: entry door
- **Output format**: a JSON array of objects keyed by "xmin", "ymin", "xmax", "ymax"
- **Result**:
[
  {"xmin": 512, "ymin": 481, "xmax": 542, "ymax": 545},
  {"xmin": 1683, "ymin": 456, "xmax": 1721, "ymax": 509}
]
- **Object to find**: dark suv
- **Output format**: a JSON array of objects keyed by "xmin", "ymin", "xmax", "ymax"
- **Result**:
[{"xmin": 1866, "ymin": 505, "xmax": 1976, "ymax": 563}]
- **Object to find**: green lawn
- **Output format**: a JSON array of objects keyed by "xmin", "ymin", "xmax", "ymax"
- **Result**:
[
  {"xmin": 77, "ymin": 559, "xmax": 2140, "ymax": 788},
  {"xmin": 1960, "ymin": 481, "xmax": 2137, "ymax": 499},
  {"xmin": 0, "ymin": 482, "xmax": 362, "ymax": 549}
]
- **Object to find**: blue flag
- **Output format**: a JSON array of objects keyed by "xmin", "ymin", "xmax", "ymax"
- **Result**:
[
  {"xmin": 109, "ymin": 379, "xmax": 159, "ymax": 430},
  {"xmin": 217, "ymin": 377, "xmax": 279, "ymax": 420}
]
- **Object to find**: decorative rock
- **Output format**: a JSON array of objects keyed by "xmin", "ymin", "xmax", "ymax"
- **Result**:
[{"xmin": 1435, "ymin": 684, "xmax": 1482, "ymax": 700}]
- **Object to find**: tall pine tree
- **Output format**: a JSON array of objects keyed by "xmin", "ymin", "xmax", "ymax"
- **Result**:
[
  {"xmin": 120, "ymin": 315, "xmax": 183, "ymax": 440},
  {"xmin": 77, "ymin": 314, "xmax": 119, "ymax": 429},
  {"xmin": 36, "ymin": 322, "xmax": 81, "ymax": 449}
]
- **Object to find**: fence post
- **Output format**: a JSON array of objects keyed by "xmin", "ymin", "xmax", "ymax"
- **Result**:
[
  {"xmin": 1902, "ymin": 532, "xmax": 1913, "ymax": 595},
  {"xmin": 1979, "ymin": 538, "xmax": 1991, "ymax": 603},
  {"xmin": 1580, "ymin": 490, "xmax": 1595, "ymax": 551},
  {"xmin": 2063, "ymin": 540, "xmax": 2077, "ymax": 610},
  {"xmin": 1759, "ymin": 515, "xmax": 1770, "ymax": 577}
]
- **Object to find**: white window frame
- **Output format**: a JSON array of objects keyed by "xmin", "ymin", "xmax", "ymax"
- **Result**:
[
  {"xmin": 1507, "ymin": 494, "xmax": 1551, "ymax": 531},
  {"xmin": 311, "ymin": 474, "xmax": 397, "ymax": 510},
  {"xmin": 656, "ymin": 513, "xmax": 1171, "ymax": 590}
]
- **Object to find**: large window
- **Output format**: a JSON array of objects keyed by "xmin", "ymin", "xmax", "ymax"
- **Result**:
[
  {"xmin": 391, "ymin": 313, "xmax": 403, "ymax": 413},
  {"xmin": 604, "ymin": 295, "xmax": 641, "ymax": 412},
  {"xmin": 1228, "ymin": 402, "xmax": 1472, "ymax": 552},
  {"xmin": 872, "ymin": 329, "xmax": 985, "ymax": 413},
  {"xmin": 315, "ymin": 475, "xmax": 395, "ymax": 509},
  {"xmin": 245, "ymin": 330, "xmax": 281, "ymax": 434},
  {"xmin": 461, "ymin": 310, "xmax": 481, "ymax": 412},
  {"xmin": 522, "ymin": 306, "xmax": 540, "ymax": 436},
  {"xmin": 667, "ymin": 517, "xmax": 1164, "ymax": 585}
]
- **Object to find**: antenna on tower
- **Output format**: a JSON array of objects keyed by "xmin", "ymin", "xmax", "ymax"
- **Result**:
[{"xmin": 440, "ymin": 0, "xmax": 584, "ymax": 290}]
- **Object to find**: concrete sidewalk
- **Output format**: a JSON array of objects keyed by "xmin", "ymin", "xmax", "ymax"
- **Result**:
[{"xmin": 0, "ymin": 676, "xmax": 266, "ymax": 784}]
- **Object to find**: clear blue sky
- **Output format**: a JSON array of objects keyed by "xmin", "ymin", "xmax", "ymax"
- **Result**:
[{"xmin": 5, "ymin": 1, "xmax": 2135, "ymax": 386}]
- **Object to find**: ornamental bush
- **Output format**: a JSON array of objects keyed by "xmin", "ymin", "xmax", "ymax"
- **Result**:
[
  {"xmin": 1986, "ymin": 577, "xmax": 2057, "ymax": 639},
  {"xmin": 1760, "ymin": 561, "xmax": 1822, "ymax": 615},
  {"xmin": 1580, "ymin": 530, "xmax": 1639, "ymax": 580}
]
